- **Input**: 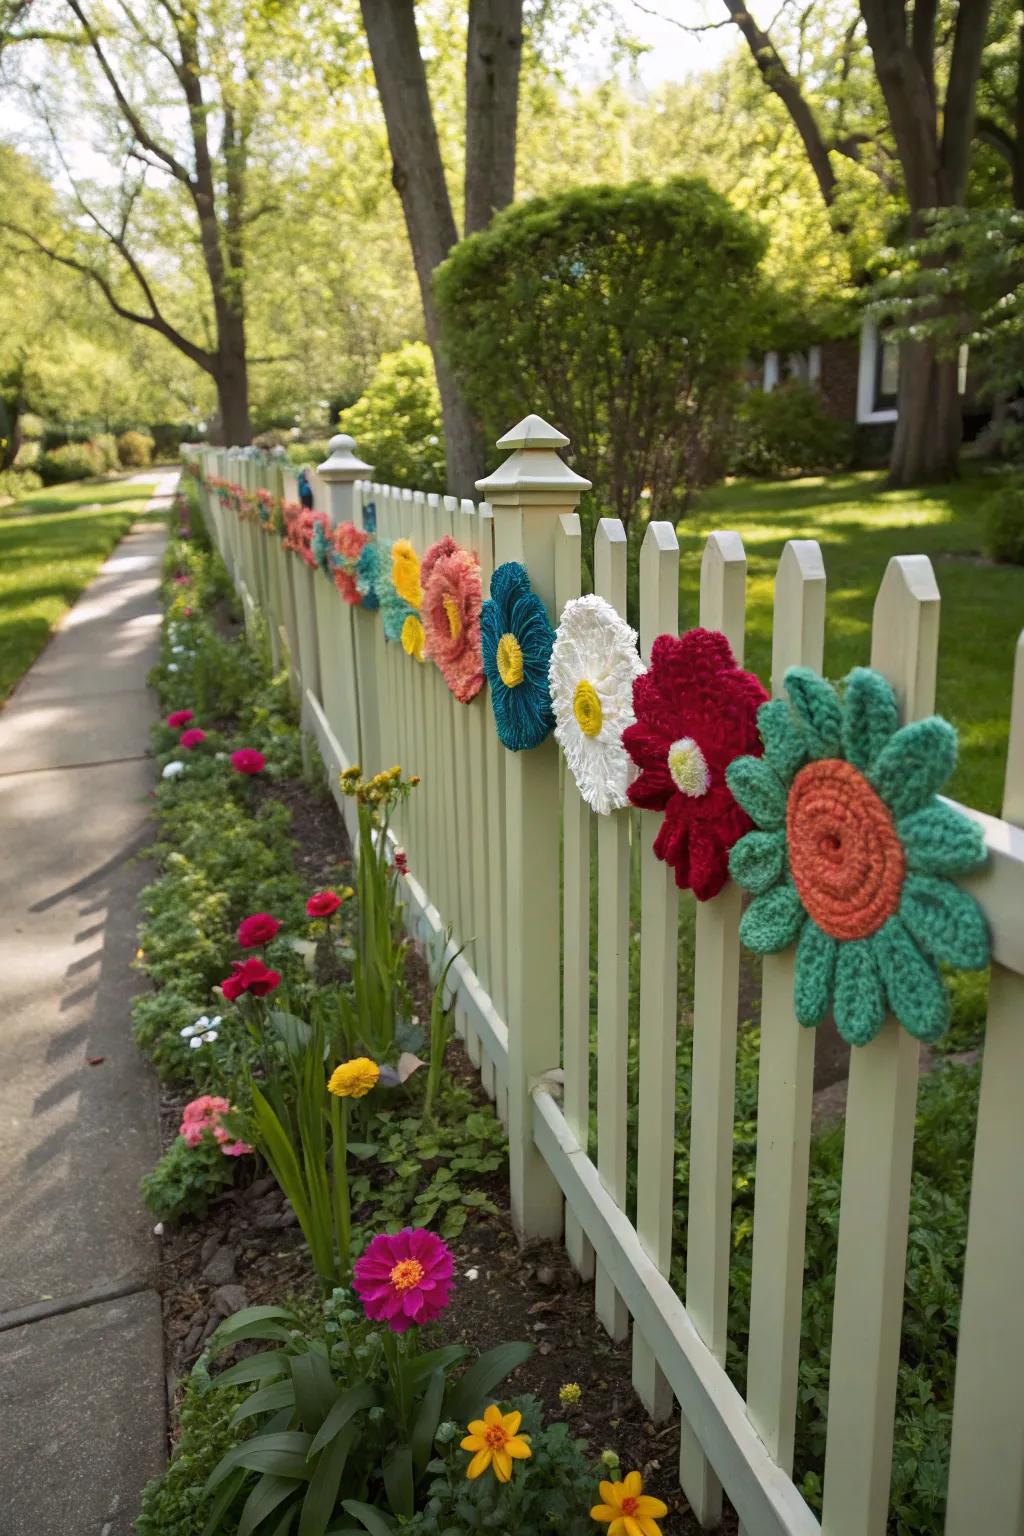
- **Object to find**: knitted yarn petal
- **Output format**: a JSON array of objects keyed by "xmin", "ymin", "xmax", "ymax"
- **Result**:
[
  {"xmin": 896, "ymin": 801, "xmax": 987, "ymax": 876},
  {"xmin": 729, "ymin": 828, "xmax": 787, "ymax": 895},
  {"xmin": 420, "ymin": 535, "xmax": 484, "ymax": 703},
  {"xmin": 899, "ymin": 873, "xmax": 990, "ymax": 971},
  {"xmin": 833, "ymin": 937, "xmax": 887, "ymax": 1046},
  {"xmin": 784, "ymin": 667, "xmax": 843, "ymax": 759},
  {"xmin": 738, "ymin": 879, "xmax": 805, "ymax": 953},
  {"xmin": 481, "ymin": 561, "xmax": 556, "ymax": 752},
  {"xmin": 757, "ymin": 698, "xmax": 809, "ymax": 782},
  {"xmin": 355, "ymin": 540, "xmax": 381, "ymax": 610},
  {"xmin": 726, "ymin": 755, "xmax": 787, "ymax": 829},
  {"xmin": 873, "ymin": 916, "xmax": 951, "ymax": 1042},
  {"xmin": 869, "ymin": 716, "xmax": 958, "ymax": 819},
  {"xmin": 841, "ymin": 667, "xmax": 900, "ymax": 773},
  {"xmin": 549, "ymin": 594, "xmax": 643, "ymax": 815},
  {"xmin": 794, "ymin": 918, "xmax": 836, "ymax": 1027}
]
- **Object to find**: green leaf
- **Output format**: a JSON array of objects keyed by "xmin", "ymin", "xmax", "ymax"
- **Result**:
[
  {"xmin": 444, "ymin": 1342, "xmax": 533, "ymax": 1423},
  {"xmin": 238, "ymin": 1474, "xmax": 299, "ymax": 1536},
  {"xmin": 231, "ymin": 1379, "xmax": 297, "ymax": 1427},
  {"xmin": 291, "ymin": 1347, "xmax": 338, "ymax": 1431},
  {"xmin": 382, "ymin": 1444, "xmax": 415, "ymax": 1520},
  {"xmin": 308, "ymin": 1382, "xmax": 378, "ymax": 1457},
  {"xmin": 215, "ymin": 1350, "xmax": 292, "ymax": 1388},
  {"xmin": 411, "ymin": 1368, "xmax": 445, "ymax": 1475},
  {"xmin": 208, "ymin": 1305, "xmax": 298, "ymax": 1355},
  {"xmin": 298, "ymin": 1420, "xmax": 359, "ymax": 1536},
  {"xmin": 403, "ymin": 1344, "xmax": 469, "ymax": 1384},
  {"xmin": 205, "ymin": 1432, "xmax": 315, "ymax": 1495},
  {"xmin": 201, "ymin": 1466, "xmax": 248, "ymax": 1536},
  {"xmin": 340, "ymin": 1500, "xmax": 398, "ymax": 1535}
]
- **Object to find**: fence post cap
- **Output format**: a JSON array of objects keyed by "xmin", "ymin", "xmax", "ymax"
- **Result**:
[
  {"xmin": 317, "ymin": 433, "xmax": 374, "ymax": 482},
  {"xmin": 476, "ymin": 414, "xmax": 592, "ymax": 500}
]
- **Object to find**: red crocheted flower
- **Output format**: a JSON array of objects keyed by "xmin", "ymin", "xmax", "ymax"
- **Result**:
[
  {"xmin": 420, "ymin": 535, "xmax": 484, "ymax": 703},
  {"xmin": 623, "ymin": 628, "xmax": 768, "ymax": 900},
  {"xmin": 331, "ymin": 522, "xmax": 369, "ymax": 604}
]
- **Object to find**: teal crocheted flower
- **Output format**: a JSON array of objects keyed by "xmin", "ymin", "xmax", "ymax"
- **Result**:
[
  {"xmin": 355, "ymin": 539, "xmax": 381, "ymax": 611},
  {"xmin": 726, "ymin": 666, "xmax": 989, "ymax": 1046},
  {"xmin": 371, "ymin": 538, "xmax": 414, "ymax": 642},
  {"xmin": 310, "ymin": 517, "xmax": 332, "ymax": 576},
  {"xmin": 481, "ymin": 562, "xmax": 556, "ymax": 751}
]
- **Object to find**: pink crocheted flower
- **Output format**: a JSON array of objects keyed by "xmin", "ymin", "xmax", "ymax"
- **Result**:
[
  {"xmin": 331, "ymin": 522, "xmax": 369, "ymax": 605},
  {"xmin": 353, "ymin": 1227, "xmax": 454, "ymax": 1332},
  {"xmin": 421, "ymin": 536, "xmax": 484, "ymax": 703},
  {"xmin": 299, "ymin": 510, "xmax": 329, "ymax": 567},
  {"xmin": 282, "ymin": 503, "xmax": 303, "ymax": 554}
]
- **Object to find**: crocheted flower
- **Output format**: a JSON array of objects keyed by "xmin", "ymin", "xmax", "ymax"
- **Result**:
[
  {"xmin": 623, "ymin": 628, "xmax": 768, "ymax": 899},
  {"xmin": 461, "ymin": 1406, "xmax": 533, "ymax": 1483},
  {"xmin": 353, "ymin": 1227, "xmax": 454, "ymax": 1332},
  {"xmin": 421, "ymin": 535, "xmax": 484, "ymax": 703},
  {"xmin": 355, "ymin": 539, "xmax": 381, "ymax": 612},
  {"xmin": 330, "ymin": 522, "xmax": 369, "ymax": 605},
  {"xmin": 298, "ymin": 510, "xmax": 329, "ymax": 567},
  {"xmin": 373, "ymin": 539, "xmax": 416, "ymax": 642},
  {"xmin": 310, "ymin": 516, "xmax": 332, "ymax": 576},
  {"xmin": 481, "ymin": 562, "xmax": 556, "ymax": 751},
  {"xmin": 549, "ymin": 595, "xmax": 644, "ymax": 815},
  {"xmin": 727, "ymin": 666, "xmax": 990, "ymax": 1046},
  {"xmin": 391, "ymin": 538, "xmax": 423, "ymax": 608},
  {"xmin": 401, "ymin": 613, "xmax": 426, "ymax": 662}
]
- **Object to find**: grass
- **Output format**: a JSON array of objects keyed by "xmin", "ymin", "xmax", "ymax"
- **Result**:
[
  {"xmin": 681, "ymin": 465, "xmax": 1024, "ymax": 816},
  {"xmin": 0, "ymin": 478, "xmax": 156, "ymax": 701}
]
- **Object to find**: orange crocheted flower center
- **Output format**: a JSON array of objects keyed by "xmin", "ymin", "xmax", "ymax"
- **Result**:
[
  {"xmin": 389, "ymin": 1258, "xmax": 424, "ymax": 1292},
  {"xmin": 786, "ymin": 758, "xmax": 905, "ymax": 941}
]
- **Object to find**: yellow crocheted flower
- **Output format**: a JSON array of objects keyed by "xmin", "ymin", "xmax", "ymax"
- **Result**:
[
  {"xmin": 401, "ymin": 613, "xmax": 426, "ymax": 662},
  {"xmin": 327, "ymin": 1057, "xmax": 380, "ymax": 1099},
  {"xmin": 591, "ymin": 1470, "xmax": 668, "ymax": 1536},
  {"xmin": 461, "ymin": 1404, "xmax": 532, "ymax": 1483},
  {"xmin": 391, "ymin": 538, "xmax": 423, "ymax": 608}
]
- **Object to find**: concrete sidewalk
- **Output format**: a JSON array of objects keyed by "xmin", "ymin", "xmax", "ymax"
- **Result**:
[{"xmin": 0, "ymin": 469, "xmax": 178, "ymax": 1534}]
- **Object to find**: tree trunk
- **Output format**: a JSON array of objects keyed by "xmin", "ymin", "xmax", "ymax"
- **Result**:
[
  {"xmin": 465, "ymin": 0, "xmax": 523, "ymax": 235},
  {"xmin": 213, "ymin": 320, "xmax": 252, "ymax": 446},
  {"xmin": 888, "ymin": 341, "xmax": 961, "ymax": 485}
]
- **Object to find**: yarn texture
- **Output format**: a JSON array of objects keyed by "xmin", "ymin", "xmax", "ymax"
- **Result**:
[
  {"xmin": 481, "ymin": 562, "xmax": 556, "ymax": 751},
  {"xmin": 421, "ymin": 534, "xmax": 485, "ymax": 703},
  {"xmin": 329, "ymin": 521, "xmax": 370, "ymax": 605},
  {"xmin": 549, "ymin": 594, "xmax": 644, "ymax": 815},
  {"xmin": 372, "ymin": 538, "xmax": 415, "ymax": 642},
  {"xmin": 355, "ymin": 539, "xmax": 381, "ymax": 611},
  {"xmin": 392, "ymin": 538, "xmax": 423, "ymax": 608},
  {"xmin": 401, "ymin": 613, "xmax": 426, "ymax": 662},
  {"xmin": 727, "ymin": 665, "xmax": 990, "ymax": 1046},
  {"xmin": 623, "ymin": 627, "xmax": 768, "ymax": 899}
]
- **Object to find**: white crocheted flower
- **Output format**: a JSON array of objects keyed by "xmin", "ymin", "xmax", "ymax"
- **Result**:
[{"xmin": 549, "ymin": 594, "xmax": 644, "ymax": 815}]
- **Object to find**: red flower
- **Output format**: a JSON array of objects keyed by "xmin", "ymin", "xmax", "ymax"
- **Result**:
[
  {"xmin": 623, "ymin": 628, "xmax": 768, "ymax": 900},
  {"xmin": 231, "ymin": 748, "xmax": 265, "ymax": 775},
  {"xmin": 179, "ymin": 727, "xmax": 206, "ymax": 749},
  {"xmin": 167, "ymin": 709, "xmax": 193, "ymax": 728},
  {"xmin": 221, "ymin": 956, "xmax": 281, "ymax": 1001},
  {"xmin": 306, "ymin": 890, "xmax": 341, "ymax": 918},
  {"xmin": 237, "ymin": 913, "xmax": 281, "ymax": 947},
  {"xmin": 394, "ymin": 848, "xmax": 409, "ymax": 876}
]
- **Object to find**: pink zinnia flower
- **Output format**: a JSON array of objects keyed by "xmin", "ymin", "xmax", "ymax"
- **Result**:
[
  {"xmin": 237, "ymin": 912, "xmax": 281, "ymax": 948},
  {"xmin": 221, "ymin": 956, "xmax": 281, "ymax": 1001},
  {"xmin": 306, "ymin": 890, "xmax": 341, "ymax": 918},
  {"xmin": 179, "ymin": 727, "xmax": 206, "ymax": 749},
  {"xmin": 179, "ymin": 1095, "xmax": 252, "ymax": 1156},
  {"xmin": 353, "ymin": 1227, "xmax": 454, "ymax": 1332},
  {"xmin": 231, "ymin": 748, "xmax": 266, "ymax": 775},
  {"xmin": 420, "ymin": 536, "xmax": 484, "ymax": 704},
  {"xmin": 167, "ymin": 709, "xmax": 193, "ymax": 728}
]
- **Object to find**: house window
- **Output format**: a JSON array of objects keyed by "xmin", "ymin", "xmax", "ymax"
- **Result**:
[
  {"xmin": 875, "ymin": 336, "xmax": 899, "ymax": 409},
  {"xmin": 958, "ymin": 343, "xmax": 969, "ymax": 395}
]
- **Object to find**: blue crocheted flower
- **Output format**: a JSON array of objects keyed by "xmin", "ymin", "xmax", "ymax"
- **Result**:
[
  {"xmin": 355, "ymin": 540, "xmax": 381, "ymax": 611},
  {"xmin": 310, "ymin": 517, "xmax": 332, "ymax": 577},
  {"xmin": 362, "ymin": 500, "xmax": 377, "ymax": 535},
  {"xmin": 727, "ymin": 665, "xmax": 989, "ymax": 1046},
  {"xmin": 481, "ymin": 562, "xmax": 556, "ymax": 751},
  {"xmin": 372, "ymin": 538, "xmax": 415, "ymax": 642}
]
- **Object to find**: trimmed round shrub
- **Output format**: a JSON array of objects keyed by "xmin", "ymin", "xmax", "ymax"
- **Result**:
[
  {"xmin": 285, "ymin": 439, "xmax": 331, "ymax": 466},
  {"xmin": 117, "ymin": 429, "xmax": 155, "ymax": 467},
  {"xmin": 729, "ymin": 382, "xmax": 854, "ymax": 478},
  {"xmin": 92, "ymin": 432, "xmax": 119, "ymax": 471},
  {"xmin": 38, "ymin": 440, "xmax": 105, "ymax": 484},
  {"xmin": 984, "ymin": 479, "xmax": 1024, "ymax": 564},
  {"xmin": 338, "ymin": 342, "xmax": 445, "ymax": 493},
  {"xmin": 433, "ymin": 177, "xmax": 766, "ymax": 526},
  {"xmin": 0, "ymin": 467, "xmax": 42, "ymax": 499}
]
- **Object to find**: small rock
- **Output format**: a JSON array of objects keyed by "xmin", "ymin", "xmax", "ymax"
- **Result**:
[
  {"xmin": 245, "ymin": 1176, "xmax": 276, "ymax": 1201},
  {"xmin": 188, "ymin": 1306, "xmax": 205, "ymax": 1327},
  {"xmin": 202, "ymin": 1244, "xmax": 238, "ymax": 1285},
  {"xmin": 183, "ymin": 1323, "xmax": 205, "ymax": 1355},
  {"xmin": 199, "ymin": 1314, "xmax": 221, "ymax": 1345},
  {"xmin": 535, "ymin": 1264, "xmax": 557, "ymax": 1288},
  {"xmin": 214, "ymin": 1284, "xmax": 249, "ymax": 1317},
  {"xmin": 200, "ymin": 1232, "xmax": 222, "ymax": 1267}
]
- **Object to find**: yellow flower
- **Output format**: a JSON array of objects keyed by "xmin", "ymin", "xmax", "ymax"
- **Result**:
[
  {"xmin": 559, "ymin": 1382, "xmax": 582, "ymax": 1407},
  {"xmin": 591, "ymin": 1471, "xmax": 668, "ymax": 1536},
  {"xmin": 401, "ymin": 613, "xmax": 426, "ymax": 661},
  {"xmin": 327, "ymin": 1057, "xmax": 380, "ymax": 1099},
  {"xmin": 392, "ymin": 538, "xmax": 423, "ymax": 607},
  {"xmin": 461, "ymin": 1404, "xmax": 532, "ymax": 1483}
]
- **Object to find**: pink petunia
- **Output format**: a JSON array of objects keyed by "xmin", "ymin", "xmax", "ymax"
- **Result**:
[
  {"xmin": 420, "ymin": 536, "xmax": 484, "ymax": 704},
  {"xmin": 179, "ymin": 728, "xmax": 206, "ymax": 749},
  {"xmin": 167, "ymin": 709, "xmax": 193, "ymax": 728},
  {"xmin": 353, "ymin": 1227, "xmax": 454, "ymax": 1333},
  {"xmin": 231, "ymin": 748, "xmax": 265, "ymax": 775}
]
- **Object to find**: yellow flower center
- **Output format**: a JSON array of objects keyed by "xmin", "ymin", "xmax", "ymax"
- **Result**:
[
  {"xmin": 402, "ymin": 614, "xmax": 425, "ymax": 661},
  {"xmin": 572, "ymin": 678, "xmax": 603, "ymax": 738},
  {"xmin": 443, "ymin": 592, "xmax": 461, "ymax": 640},
  {"xmin": 389, "ymin": 1258, "xmax": 424, "ymax": 1292},
  {"xmin": 667, "ymin": 736, "xmax": 710, "ymax": 797},
  {"xmin": 496, "ymin": 632, "xmax": 524, "ymax": 687},
  {"xmin": 484, "ymin": 1422, "xmax": 510, "ymax": 1450}
]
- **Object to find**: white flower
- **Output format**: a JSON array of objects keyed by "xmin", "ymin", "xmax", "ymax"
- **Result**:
[
  {"xmin": 201, "ymin": 1029, "xmax": 219, "ymax": 1044},
  {"xmin": 162, "ymin": 760, "xmax": 185, "ymax": 780},
  {"xmin": 188, "ymin": 1035, "xmax": 204, "ymax": 1049},
  {"xmin": 171, "ymin": 645, "xmax": 185, "ymax": 654},
  {"xmin": 549, "ymin": 594, "xmax": 644, "ymax": 815},
  {"xmin": 179, "ymin": 1023, "xmax": 198, "ymax": 1038},
  {"xmin": 167, "ymin": 663, "xmax": 179, "ymax": 672}
]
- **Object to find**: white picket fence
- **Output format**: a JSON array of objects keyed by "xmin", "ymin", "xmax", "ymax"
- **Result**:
[{"xmin": 185, "ymin": 423, "xmax": 1024, "ymax": 1536}]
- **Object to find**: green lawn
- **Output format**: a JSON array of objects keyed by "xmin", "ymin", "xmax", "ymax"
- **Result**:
[
  {"xmin": 683, "ymin": 467, "xmax": 1024, "ymax": 816},
  {"xmin": 0, "ymin": 479, "xmax": 156, "ymax": 701}
]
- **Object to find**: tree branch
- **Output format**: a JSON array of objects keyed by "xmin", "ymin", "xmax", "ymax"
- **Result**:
[{"xmin": 942, "ymin": 0, "xmax": 993, "ymax": 201}]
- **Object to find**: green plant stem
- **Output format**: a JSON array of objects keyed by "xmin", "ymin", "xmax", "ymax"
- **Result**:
[{"xmin": 331, "ymin": 1092, "xmax": 351, "ymax": 1278}]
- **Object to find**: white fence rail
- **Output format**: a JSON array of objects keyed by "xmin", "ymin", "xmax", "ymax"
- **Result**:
[{"xmin": 186, "ymin": 428, "xmax": 1024, "ymax": 1536}]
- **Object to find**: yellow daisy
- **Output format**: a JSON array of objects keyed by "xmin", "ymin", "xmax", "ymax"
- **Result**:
[
  {"xmin": 460, "ymin": 1404, "xmax": 532, "ymax": 1483},
  {"xmin": 591, "ymin": 1470, "xmax": 668, "ymax": 1536}
]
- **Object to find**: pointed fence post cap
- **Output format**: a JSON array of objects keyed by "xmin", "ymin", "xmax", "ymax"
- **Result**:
[
  {"xmin": 477, "ymin": 414, "xmax": 591, "ymax": 500},
  {"xmin": 318, "ymin": 433, "xmax": 374, "ymax": 482}
]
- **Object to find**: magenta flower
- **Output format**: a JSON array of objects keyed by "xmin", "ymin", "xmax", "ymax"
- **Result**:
[
  {"xmin": 167, "ymin": 709, "xmax": 193, "ymax": 729},
  {"xmin": 231, "ymin": 748, "xmax": 266, "ymax": 775},
  {"xmin": 353, "ymin": 1227, "xmax": 454, "ymax": 1332},
  {"xmin": 179, "ymin": 727, "xmax": 207, "ymax": 749}
]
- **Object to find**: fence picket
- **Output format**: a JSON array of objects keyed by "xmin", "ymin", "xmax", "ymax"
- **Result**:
[
  {"xmin": 679, "ymin": 530, "xmax": 748, "ymax": 1517},
  {"xmin": 744, "ymin": 540, "xmax": 825, "ymax": 1483},
  {"xmin": 478, "ymin": 501, "xmax": 509, "ymax": 1127},
  {"xmin": 632, "ymin": 519, "xmax": 680, "ymax": 1420}
]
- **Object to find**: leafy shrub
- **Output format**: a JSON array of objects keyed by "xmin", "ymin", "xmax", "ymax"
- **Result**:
[
  {"xmin": 729, "ymin": 382, "xmax": 854, "ymax": 477},
  {"xmin": 140, "ymin": 1131, "xmax": 237, "ymax": 1223},
  {"xmin": 434, "ymin": 178, "xmax": 765, "ymax": 526},
  {"xmin": 338, "ymin": 342, "xmax": 446, "ymax": 493},
  {"xmin": 19, "ymin": 411, "xmax": 43, "ymax": 440},
  {"xmin": 0, "ymin": 467, "xmax": 42, "ymax": 499},
  {"xmin": 13, "ymin": 439, "xmax": 40, "ymax": 468},
  {"xmin": 136, "ymin": 1357, "xmax": 247, "ymax": 1536},
  {"xmin": 117, "ymin": 428, "xmax": 154, "ymax": 467},
  {"xmin": 983, "ymin": 479, "xmax": 1024, "ymax": 564},
  {"xmin": 285, "ymin": 438, "xmax": 331, "ymax": 466},
  {"xmin": 38, "ymin": 440, "xmax": 104, "ymax": 483},
  {"xmin": 92, "ymin": 432, "xmax": 120, "ymax": 471}
]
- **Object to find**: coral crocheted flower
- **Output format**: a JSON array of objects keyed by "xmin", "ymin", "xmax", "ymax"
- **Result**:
[
  {"xmin": 221, "ymin": 956, "xmax": 281, "ymax": 1001},
  {"xmin": 549, "ymin": 595, "xmax": 644, "ymax": 815},
  {"xmin": 298, "ymin": 510, "xmax": 329, "ymax": 567},
  {"xmin": 727, "ymin": 666, "xmax": 990, "ymax": 1046},
  {"xmin": 330, "ymin": 522, "xmax": 370, "ymax": 605},
  {"xmin": 391, "ymin": 538, "xmax": 423, "ymax": 608},
  {"xmin": 420, "ymin": 535, "xmax": 484, "ymax": 703},
  {"xmin": 623, "ymin": 628, "xmax": 768, "ymax": 899},
  {"xmin": 591, "ymin": 1470, "xmax": 668, "ymax": 1536},
  {"xmin": 327, "ymin": 1057, "xmax": 380, "ymax": 1098},
  {"xmin": 230, "ymin": 748, "xmax": 265, "ymax": 775},
  {"xmin": 237, "ymin": 913, "xmax": 280, "ymax": 947},
  {"xmin": 353, "ymin": 1227, "xmax": 454, "ymax": 1332},
  {"xmin": 481, "ymin": 562, "xmax": 556, "ymax": 752},
  {"xmin": 461, "ymin": 1405, "xmax": 533, "ymax": 1483},
  {"xmin": 167, "ymin": 709, "xmax": 193, "ymax": 728},
  {"xmin": 401, "ymin": 613, "xmax": 426, "ymax": 662},
  {"xmin": 179, "ymin": 727, "xmax": 206, "ymax": 750}
]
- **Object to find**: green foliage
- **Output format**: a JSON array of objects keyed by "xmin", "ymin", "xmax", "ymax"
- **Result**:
[
  {"xmin": 117, "ymin": 428, "xmax": 155, "ymax": 466},
  {"xmin": 141, "ymin": 1131, "xmax": 238, "ymax": 1223},
  {"xmin": 729, "ymin": 382, "xmax": 854, "ymax": 478},
  {"xmin": 434, "ymin": 177, "xmax": 766, "ymax": 526},
  {"xmin": 136, "ymin": 1360, "xmax": 248, "ymax": 1536},
  {"xmin": 285, "ymin": 439, "xmax": 331, "ymax": 467},
  {"xmin": 37, "ymin": 440, "xmax": 105, "ymax": 483},
  {"xmin": 983, "ymin": 478, "xmax": 1024, "ymax": 564},
  {"xmin": 0, "ymin": 466, "xmax": 42, "ymax": 499},
  {"xmin": 92, "ymin": 432, "xmax": 120, "ymax": 471},
  {"xmin": 338, "ymin": 343, "xmax": 446, "ymax": 494}
]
